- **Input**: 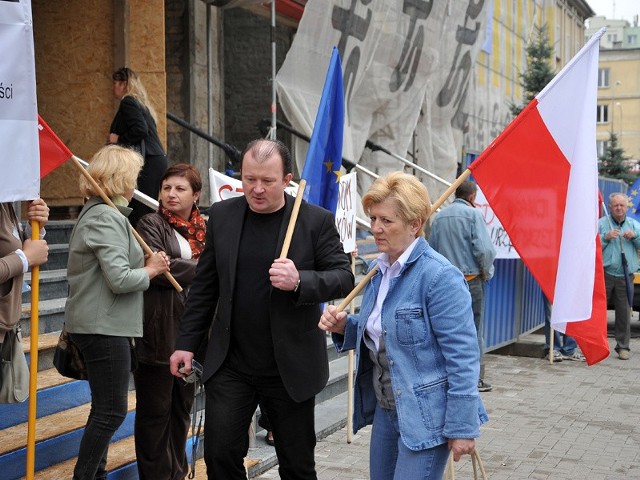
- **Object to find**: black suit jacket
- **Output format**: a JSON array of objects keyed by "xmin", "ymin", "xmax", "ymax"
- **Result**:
[{"xmin": 176, "ymin": 194, "xmax": 354, "ymax": 402}]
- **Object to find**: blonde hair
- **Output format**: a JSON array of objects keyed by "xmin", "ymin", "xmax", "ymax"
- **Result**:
[
  {"xmin": 362, "ymin": 172, "xmax": 431, "ymax": 237},
  {"xmin": 80, "ymin": 144, "xmax": 143, "ymax": 197},
  {"xmin": 112, "ymin": 67, "xmax": 157, "ymax": 122}
]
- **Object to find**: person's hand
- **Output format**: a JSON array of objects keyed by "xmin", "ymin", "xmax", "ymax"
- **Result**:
[
  {"xmin": 108, "ymin": 133, "xmax": 119, "ymax": 144},
  {"xmin": 22, "ymin": 238, "xmax": 49, "ymax": 267},
  {"xmin": 26, "ymin": 198, "xmax": 50, "ymax": 227},
  {"xmin": 144, "ymin": 251, "xmax": 170, "ymax": 279},
  {"xmin": 606, "ymin": 229, "xmax": 620, "ymax": 241},
  {"xmin": 269, "ymin": 258, "xmax": 299, "ymax": 291},
  {"xmin": 448, "ymin": 438, "xmax": 475, "ymax": 462},
  {"xmin": 169, "ymin": 350, "xmax": 194, "ymax": 377},
  {"xmin": 623, "ymin": 229, "xmax": 636, "ymax": 240},
  {"xmin": 318, "ymin": 304, "xmax": 347, "ymax": 335}
]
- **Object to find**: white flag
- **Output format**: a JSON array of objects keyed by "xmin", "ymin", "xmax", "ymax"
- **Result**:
[{"xmin": 0, "ymin": 0, "xmax": 39, "ymax": 202}]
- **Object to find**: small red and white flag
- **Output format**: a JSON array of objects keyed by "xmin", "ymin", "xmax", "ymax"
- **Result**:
[
  {"xmin": 38, "ymin": 115, "xmax": 72, "ymax": 178},
  {"xmin": 469, "ymin": 28, "xmax": 609, "ymax": 365}
]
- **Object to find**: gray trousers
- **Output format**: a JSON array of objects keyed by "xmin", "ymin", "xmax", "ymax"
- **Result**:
[
  {"xmin": 467, "ymin": 277, "xmax": 486, "ymax": 379},
  {"xmin": 605, "ymin": 273, "xmax": 632, "ymax": 351}
]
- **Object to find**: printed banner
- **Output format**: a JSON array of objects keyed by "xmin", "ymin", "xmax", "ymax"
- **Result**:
[
  {"xmin": 0, "ymin": 0, "xmax": 39, "ymax": 202},
  {"xmin": 276, "ymin": 0, "xmax": 489, "ymax": 199},
  {"xmin": 474, "ymin": 188, "xmax": 518, "ymax": 259},
  {"xmin": 335, "ymin": 172, "xmax": 357, "ymax": 253}
]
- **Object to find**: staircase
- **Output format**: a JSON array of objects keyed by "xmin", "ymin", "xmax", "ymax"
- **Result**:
[{"xmin": 0, "ymin": 221, "xmax": 376, "ymax": 479}]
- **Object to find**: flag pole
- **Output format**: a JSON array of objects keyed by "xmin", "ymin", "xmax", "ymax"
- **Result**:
[
  {"xmin": 70, "ymin": 156, "xmax": 182, "ymax": 292},
  {"xmin": 346, "ymin": 254, "xmax": 356, "ymax": 444},
  {"xmin": 279, "ymin": 179, "xmax": 306, "ymax": 258},
  {"xmin": 25, "ymin": 220, "xmax": 40, "ymax": 480}
]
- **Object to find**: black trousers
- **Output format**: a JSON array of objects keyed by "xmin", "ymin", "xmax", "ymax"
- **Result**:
[
  {"xmin": 71, "ymin": 334, "xmax": 130, "ymax": 480},
  {"xmin": 134, "ymin": 362, "xmax": 195, "ymax": 480},
  {"xmin": 203, "ymin": 365, "xmax": 317, "ymax": 479}
]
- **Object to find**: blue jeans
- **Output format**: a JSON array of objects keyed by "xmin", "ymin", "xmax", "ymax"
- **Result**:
[
  {"xmin": 370, "ymin": 405, "xmax": 449, "ymax": 480},
  {"xmin": 542, "ymin": 296, "xmax": 577, "ymax": 355},
  {"xmin": 70, "ymin": 334, "xmax": 131, "ymax": 480}
]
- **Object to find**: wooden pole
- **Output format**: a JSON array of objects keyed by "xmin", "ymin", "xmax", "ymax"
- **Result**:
[
  {"xmin": 279, "ymin": 179, "xmax": 306, "ymax": 259},
  {"xmin": 25, "ymin": 220, "xmax": 40, "ymax": 480},
  {"xmin": 430, "ymin": 169, "xmax": 471, "ymax": 212},
  {"xmin": 346, "ymin": 254, "xmax": 356, "ymax": 444},
  {"xmin": 70, "ymin": 156, "xmax": 182, "ymax": 292}
]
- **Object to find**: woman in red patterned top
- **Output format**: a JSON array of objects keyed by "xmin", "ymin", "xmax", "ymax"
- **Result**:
[{"xmin": 134, "ymin": 163, "xmax": 206, "ymax": 479}]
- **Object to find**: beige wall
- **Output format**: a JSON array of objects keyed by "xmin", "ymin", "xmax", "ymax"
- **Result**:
[
  {"xmin": 33, "ymin": 0, "xmax": 166, "ymax": 207},
  {"xmin": 597, "ymin": 49, "xmax": 640, "ymax": 167}
]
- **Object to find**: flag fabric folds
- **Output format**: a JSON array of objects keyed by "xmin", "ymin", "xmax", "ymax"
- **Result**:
[
  {"xmin": 626, "ymin": 177, "xmax": 640, "ymax": 222},
  {"xmin": 38, "ymin": 115, "xmax": 72, "ymax": 178},
  {"xmin": 300, "ymin": 47, "xmax": 344, "ymax": 214},
  {"xmin": 468, "ymin": 28, "xmax": 609, "ymax": 365}
]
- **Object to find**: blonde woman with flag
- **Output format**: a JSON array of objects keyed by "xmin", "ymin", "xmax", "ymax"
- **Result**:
[
  {"xmin": 320, "ymin": 172, "xmax": 487, "ymax": 480},
  {"xmin": 65, "ymin": 145, "xmax": 169, "ymax": 480}
]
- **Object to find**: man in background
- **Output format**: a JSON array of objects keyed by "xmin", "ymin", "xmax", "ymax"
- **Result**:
[
  {"xmin": 599, "ymin": 192, "xmax": 640, "ymax": 360},
  {"xmin": 429, "ymin": 180, "xmax": 496, "ymax": 392}
]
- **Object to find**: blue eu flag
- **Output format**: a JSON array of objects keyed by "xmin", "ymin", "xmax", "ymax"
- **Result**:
[
  {"xmin": 627, "ymin": 177, "xmax": 640, "ymax": 222},
  {"xmin": 300, "ymin": 47, "xmax": 344, "ymax": 214}
]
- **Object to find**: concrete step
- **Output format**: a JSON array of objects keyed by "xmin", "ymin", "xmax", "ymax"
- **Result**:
[
  {"xmin": 22, "ymin": 268, "xmax": 68, "ymax": 303},
  {"xmin": 0, "ymin": 393, "xmax": 137, "ymax": 479},
  {"xmin": 40, "ymin": 243, "xmax": 69, "ymax": 271},
  {"xmin": 19, "ymin": 297, "xmax": 66, "ymax": 337},
  {"xmin": 43, "ymin": 220, "xmax": 75, "ymax": 245},
  {"xmin": 23, "ymin": 330, "xmax": 60, "ymax": 371}
]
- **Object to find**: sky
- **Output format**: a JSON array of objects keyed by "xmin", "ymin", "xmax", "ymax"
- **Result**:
[{"xmin": 587, "ymin": 0, "xmax": 639, "ymax": 25}]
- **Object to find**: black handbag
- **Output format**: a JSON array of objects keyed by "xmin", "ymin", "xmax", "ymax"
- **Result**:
[{"xmin": 52, "ymin": 326, "xmax": 87, "ymax": 380}]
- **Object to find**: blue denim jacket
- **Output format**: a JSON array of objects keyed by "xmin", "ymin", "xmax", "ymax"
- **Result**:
[
  {"xmin": 429, "ymin": 198, "xmax": 496, "ymax": 279},
  {"xmin": 334, "ymin": 237, "xmax": 488, "ymax": 450}
]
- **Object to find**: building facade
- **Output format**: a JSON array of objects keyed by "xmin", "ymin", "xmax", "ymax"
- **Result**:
[{"xmin": 595, "ymin": 48, "xmax": 640, "ymax": 171}]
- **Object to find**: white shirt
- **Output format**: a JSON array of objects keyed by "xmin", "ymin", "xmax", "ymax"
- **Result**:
[{"xmin": 364, "ymin": 237, "xmax": 420, "ymax": 351}]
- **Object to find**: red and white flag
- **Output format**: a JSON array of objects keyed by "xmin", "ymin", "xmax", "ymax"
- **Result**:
[
  {"xmin": 468, "ymin": 28, "xmax": 609, "ymax": 365},
  {"xmin": 38, "ymin": 115, "xmax": 72, "ymax": 178}
]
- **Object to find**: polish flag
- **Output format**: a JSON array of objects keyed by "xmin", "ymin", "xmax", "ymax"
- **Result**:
[{"xmin": 468, "ymin": 28, "xmax": 609, "ymax": 365}]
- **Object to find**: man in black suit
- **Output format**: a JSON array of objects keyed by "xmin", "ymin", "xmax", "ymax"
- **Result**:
[{"xmin": 170, "ymin": 139, "xmax": 354, "ymax": 479}]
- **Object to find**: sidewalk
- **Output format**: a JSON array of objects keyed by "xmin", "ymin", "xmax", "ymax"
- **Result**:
[{"xmin": 256, "ymin": 313, "xmax": 640, "ymax": 479}]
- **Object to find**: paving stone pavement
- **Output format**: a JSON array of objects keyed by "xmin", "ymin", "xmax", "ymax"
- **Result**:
[{"xmin": 256, "ymin": 315, "xmax": 640, "ymax": 479}]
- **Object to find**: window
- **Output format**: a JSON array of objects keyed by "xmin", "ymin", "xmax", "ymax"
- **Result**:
[
  {"xmin": 598, "ymin": 68, "xmax": 609, "ymax": 87},
  {"xmin": 607, "ymin": 33, "xmax": 618, "ymax": 43},
  {"xmin": 596, "ymin": 104, "xmax": 609, "ymax": 123},
  {"xmin": 597, "ymin": 140, "xmax": 609, "ymax": 157},
  {"xmin": 628, "ymin": 34, "xmax": 638, "ymax": 45}
]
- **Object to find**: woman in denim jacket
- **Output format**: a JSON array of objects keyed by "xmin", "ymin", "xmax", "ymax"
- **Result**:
[{"xmin": 320, "ymin": 172, "xmax": 488, "ymax": 479}]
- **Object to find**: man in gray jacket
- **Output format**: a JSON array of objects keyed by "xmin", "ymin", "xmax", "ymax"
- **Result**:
[{"xmin": 429, "ymin": 180, "xmax": 497, "ymax": 392}]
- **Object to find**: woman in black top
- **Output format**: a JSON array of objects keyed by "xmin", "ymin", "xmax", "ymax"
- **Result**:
[{"xmin": 109, "ymin": 66, "xmax": 168, "ymax": 226}]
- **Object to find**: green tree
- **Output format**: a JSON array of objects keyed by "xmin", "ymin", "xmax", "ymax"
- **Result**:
[
  {"xmin": 510, "ymin": 25, "xmax": 555, "ymax": 116},
  {"xmin": 599, "ymin": 132, "xmax": 635, "ymax": 185}
]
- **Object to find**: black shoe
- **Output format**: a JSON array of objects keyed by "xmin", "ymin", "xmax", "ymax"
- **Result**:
[
  {"xmin": 478, "ymin": 380, "xmax": 492, "ymax": 392},
  {"xmin": 265, "ymin": 431, "xmax": 275, "ymax": 446}
]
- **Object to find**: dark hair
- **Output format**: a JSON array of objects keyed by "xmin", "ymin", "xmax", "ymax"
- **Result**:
[
  {"xmin": 112, "ymin": 66, "xmax": 136, "ymax": 82},
  {"xmin": 161, "ymin": 163, "xmax": 202, "ymax": 193},
  {"xmin": 240, "ymin": 139, "xmax": 292, "ymax": 176},
  {"xmin": 455, "ymin": 180, "xmax": 478, "ymax": 200}
]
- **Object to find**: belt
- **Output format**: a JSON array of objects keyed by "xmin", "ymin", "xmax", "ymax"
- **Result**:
[{"xmin": 464, "ymin": 274, "xmax": 480, "ymax": 281}]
